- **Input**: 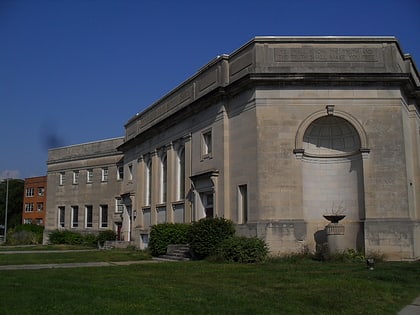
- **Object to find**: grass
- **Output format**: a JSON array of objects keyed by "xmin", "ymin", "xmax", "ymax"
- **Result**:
[
  {"xmin": 0, "ymin": 249, "xmax": 419, "ymax": 314},
  {"xmin": 0, "ymin": 248, "xmax": 151, "ymax": 265},
  {"xmin": 0, "ymin": 244, "xmax": 95, "ymax": 251}
]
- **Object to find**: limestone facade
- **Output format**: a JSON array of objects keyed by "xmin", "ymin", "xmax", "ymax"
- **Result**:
[
  {"xmin": 44, "ymin": 137, "xmax": 126, "ymax": 242},
  {"xmin": 46, "ymin": 37, "xmax": 420, "ymax": 260}
]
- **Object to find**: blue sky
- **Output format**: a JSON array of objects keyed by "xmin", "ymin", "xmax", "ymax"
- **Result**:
[{"xmin": 1, "ymin": 0, "xmax": 419, "ymax": 179}]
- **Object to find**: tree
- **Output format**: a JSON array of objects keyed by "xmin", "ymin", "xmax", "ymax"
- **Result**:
[{"xmin": 0, "ymin": 179, "xmax": 24, "ymax": 231}]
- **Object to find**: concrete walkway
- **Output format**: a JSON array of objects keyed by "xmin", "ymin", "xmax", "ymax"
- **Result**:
[
  {"xmin": 0, "ymin": 259, "xmax": 162, "ymax": 271},
  {"xmin": 398, "ymin": 296, "xmax": 420, "ymax": 315},
  {"xmin": 0, "ymin": 249, "xmax": 98, "ymax": 254}
]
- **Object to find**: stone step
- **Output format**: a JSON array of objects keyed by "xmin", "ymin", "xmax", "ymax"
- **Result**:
[
  {"xmin": 157, "ymin": 244, "xmax": 191, "ymax": 261},
  {"xmin": 157, "ymin": 254, "xmax": 190, "ymax": 261}
]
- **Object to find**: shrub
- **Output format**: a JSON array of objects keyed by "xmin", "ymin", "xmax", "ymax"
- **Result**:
[
  {"xmin": 82, "ymin": 233, "xmax": 98, "ymax": 246},
  {"xmin": 149, "ymin": 223, "xmax": 190, "ymax": 256},
  {"xmin": 331, "ymin": 248, "xmax": 366, "ymax": 262},
  {"xmin": 97, "ymin": 230, "xmax": 117, "ymax": 246},
  {"xmin": 314, "ymin": 247, "xmax": 367, "ymax": 262},
  {"xmin": 214, "ymin": 236, "xmax": 269, "ymax": 263},
  {"xmin": 48, "ymin": 230, "xmax": 66, "ymax": 244},
  {"xmin": 7, "ymin": 230, "xmax": 37, "ymax": 245},
  {"xmin": 48, "ymin": 230, "xmax": 96, "ymax": 246},
  {"xmin": 188, "ymin": 217, "xmax": 235, "ymax": 259},
  {"xmin": 50, "ymin": 230, "xmax": 84, "ymax": 245},
  {"xmin": 6, "ymin": 224, "xmax": 44, "ymax": 245}
]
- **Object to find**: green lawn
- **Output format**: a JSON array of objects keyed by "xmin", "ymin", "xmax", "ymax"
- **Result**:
[
  {"xmin": 0, "ymin": 244, "xmax": 94, "ymax": 251},
  {"xmin": 0, "ymin": 248, "xmax": 151, "ymax": 265},
  {"xmin": 0, "ymin": 252, "xmax": 419, "ymax": 315}
]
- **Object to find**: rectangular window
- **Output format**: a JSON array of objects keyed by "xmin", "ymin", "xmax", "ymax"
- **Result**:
[
  {"xmin": 37, "ymin": 203, "xmax": 43, "ymax": 212},
  {"xmin": 87, "ymin": 169, "xmax": 93, "ymax": 183},
  {"xmin": 145, "ymin": 159, "xmax": 152, "ymax": 206},
  {"xmin": 26, "ymin": 187, "xmax": 34, "ymax": 197},
  {"xmin": 201, "ymin": 192, "xmax": 214, "ymax": 218},
  {"xmin": 117, "ymin": 166, "xmax": 124, "ymax": 181},
  {"xmin": 202, "ymin": 130, "xmax": 212, "ymax": 157},
  {"xmin": 100, "ymin": 205, "xmax": 108, "ymax": 228},
  {"xmin": 157, "ymin": 206, "xmax": 166, "ymax": 224},
  {"xmin": 143, "ymin": 208, "xmax": 151, "ymax": 228},
  {"xmin": 36, "ymin": 218, "xmax": 43, "ymax": 225},
  {"xmin": 71, "ymin": 206, "xmax": 79, "ymax": 228},
  {"xmin": 238, "ymin": 185, "xmax": 248, "ymax": 224},
  {"xmin": 72, "ymin": 170, "xmax": 79, "ymax": 184},
  {"xmin": 160, "ymin": 154, "xmax": 167, "ymax": 203},
  {"xmin": 173, "ymin": 203, "xmax": 185, "ymax": 223},
  {"xmin": 24, "ymin": 218, "xmax": 32, "ymax": 224},
  {"xmin": 176, "ymin": 147, "xmax": 185, "ymax": 200},
  {"xmin": 128, "ymin": 164, "xmax": 133, "ymax": 181},
  {"xmin": 59, "ymin": 172, "xmax": 66, "ymax": 185},
  {"xmin": 101, "ymin": 168, "xmax": 108, "ymax": 182},
  {"xmin": 85, "ymin": 205, "xmax": 93, "ymax": 228},
  {"xmin": 115, "ymin": 198, "xmax": 124, "ymax": 213},
  {"xmin": 38, "ymin": 187, "xmax": 45, "ymax": 196},
  {"xmin": 25, "ymin": 203, "xmax": 34, "ymax": 212},
  {"xmin": 58, "ymin": 206, "xmax": 65, "ymax": 228}
]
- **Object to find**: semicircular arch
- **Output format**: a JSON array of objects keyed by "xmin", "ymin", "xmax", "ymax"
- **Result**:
[{"xmin": 295, "ymin": 109, "xmax": 368, "ymax": 154}]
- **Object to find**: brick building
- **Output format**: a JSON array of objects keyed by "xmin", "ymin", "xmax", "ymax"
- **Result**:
[{"xmin": 22, "ymin": 176, "xmax": 47, "ymax": 225}]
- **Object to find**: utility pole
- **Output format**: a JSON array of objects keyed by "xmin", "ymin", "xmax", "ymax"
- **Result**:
[{"xmin": 4, "ymin": 177, "xmax": 9, "ymax": 243}]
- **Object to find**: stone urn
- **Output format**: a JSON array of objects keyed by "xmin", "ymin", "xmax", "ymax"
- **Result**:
[{"xmin": 323, "ymin": 215, "xmax": 346, "ymax": 224}]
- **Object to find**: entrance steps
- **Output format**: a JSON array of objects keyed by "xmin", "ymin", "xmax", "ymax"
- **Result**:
[{"xmin": 155, "ymin": 244, "xmax": 191, "ymax": 261}]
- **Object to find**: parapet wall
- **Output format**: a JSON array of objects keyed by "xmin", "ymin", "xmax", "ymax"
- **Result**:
[{"xmin": 124, "ymin": 37, "xmax": 420, "ymax": 143}]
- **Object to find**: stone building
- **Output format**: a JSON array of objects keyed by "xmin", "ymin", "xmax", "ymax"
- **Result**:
[
  {"xmin": 45, "ymin": 37, "xmax": 420, "ymax": 260},
  {"xmin": 44, "ymin": 137, "xmax": 127, "ymax": 242}
]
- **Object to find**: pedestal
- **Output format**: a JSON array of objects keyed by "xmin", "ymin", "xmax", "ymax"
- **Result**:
[{"xmin": 325, "ymin": 223, "xmax": 345, "ymax": 254}]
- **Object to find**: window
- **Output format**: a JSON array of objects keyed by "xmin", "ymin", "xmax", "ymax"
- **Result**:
[
  {"xmin": 37, "ymin": 203, "xmax": 43, "ymax": 212},
  {"xmin": 72, "ymin": 170, "xmax": 79, "ymax": 184},
  {"xmin": 176, "ymin": 147, "xmax": 185, "ymax": 200},
  {"xmin": 85, "ymin": 205, "xmax": 93, "ymax": 228},
  {"xmin": 58, "ymin": 206, "xmax": 65, "ymax": 228},
  {"xmin": 71, "ymin": 206, "xmax": 79, "ymax": 228},
  {"xmin": 202, "ymin": 192, "xmax": 214, "ymax": 218},
  {"xmin": 59, "ymin": 172, "xmax": 66, "ymax": 185},
  {"xmin": 38, "ymin": 187, "xmax": 45, "ymax": 196},
  {"xmin": 157, "ymin": 206, "xmax": 166, "ymax": 223},
  {"xmin": 143, "ymin": 208, "xmax": 151, "ymax": 228},
  {"xmin": 101, "ymin": 168, "xmax": 108, "ymax": 182},
  {"xmin": 26, "ymin": 187, "xmax": 34, "ymax": 197},
  {"xmin": 25, "ymin": 203, "xmax": 34, "ymax": 212},
  {"xmin": 100, "ymin": 205, "xmax": 108, "ymax": 228},
  {"xmin": 238, "ymin": 185, "xmax": 248, "ymax": 224},
  {"xmin": 160, "ymin": 153, "xmax": 167, "ymax": 203},
  {"xmin": 117, "ymin": 166, "xmax": 124, "ymax": 181},
  {"xmin": 145, "ymin": 159, "xmax": 152, "ymax": 206},
  {"xmin": 115, "ymin": 198, "xmax": 124, "ymax": 213},
  {"xmin": 87, "ymin": 169, "xmax": 93, "ymax": 183},
  {"xmin": 202, "ymin": 130, "xmax": 212, "ymax": 157},
  {"xmin": 173, "ymin": 203, "xmax": 185, "ymax": 223},
  {"xmin": 24, "ymin": 218, "xmax": 32, "ymax": 224},
  {"xmin": 128, "ymin": 164, "xmax": 133, "ymax": 181},
  {"xmin": 35, "ymin": 218, "xmax": 43, "ymax": 225}
]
